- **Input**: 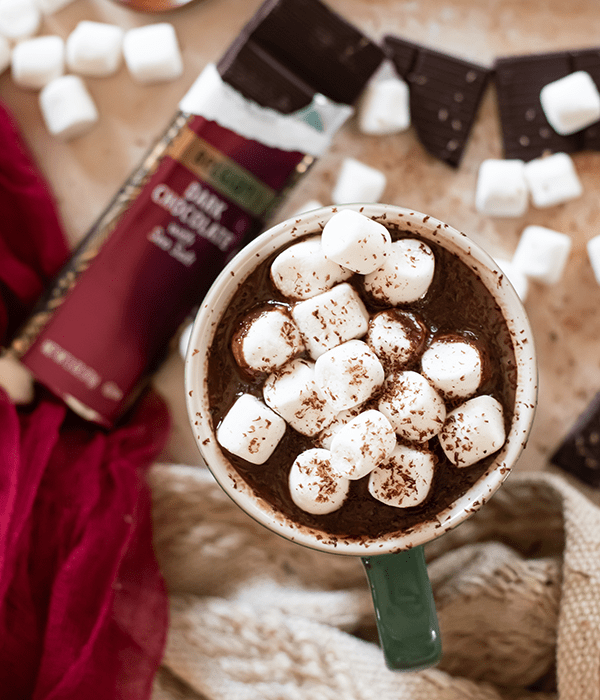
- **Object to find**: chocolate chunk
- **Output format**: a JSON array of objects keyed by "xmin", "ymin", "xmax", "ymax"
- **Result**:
[
  {"xmin": 218, "ymin": 0, "xmax": 385, "ymax": 112},
  {"xmin": 551, "ymin": 391, "xmax": 600, "ymax": 487},
  {"xmin": 494, "ymin": 51, "xmax": 580, "ymax": 160},
  {"xmin": 383, "ymin": 35, "xmax": 491, "ymax": 167}
]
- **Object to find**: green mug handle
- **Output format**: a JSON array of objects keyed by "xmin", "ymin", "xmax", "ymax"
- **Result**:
[{"xmin": 361, "ymin": 545, "xmax": 441, "ymax": 671}]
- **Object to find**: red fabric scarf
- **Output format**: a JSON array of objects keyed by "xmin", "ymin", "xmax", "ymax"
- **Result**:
[{"xmin": 0, "ymin": 102, "xmax": 170, "ymax": 699}]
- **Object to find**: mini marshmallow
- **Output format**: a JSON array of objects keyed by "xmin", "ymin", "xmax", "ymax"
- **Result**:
[
  {"xmin": 366, "ymin": 309, "xmax": 427, "ymax": 369},
  {"xmin": 263, "ymin": 358, "xmax": 337, "ymax": 436},
  {"xmin": 439, "ymin": 394, "xmax": 506, "ymax": 468},
  {"xmin": 39, "ymin": 75, "xmax": 99, "ymax": 140},
  {"xmin": 357, "ymin": 75, "xmax": 411, "ymax": 135},
  {"xmin": 0, "ymin": 34, "xmax": 10, "ymax": 74},
  {"xmin": 364, "ymin": 238, "xmax": 435, "ymax": 305},
  {"xmin": 540, "ymin": 71, "xmax": 600, "ymax": 136},
  {"xmin": 314, "ymin": 339, "xmax": 384, "ymax": 411},
  {"xmin": 66, "ymin": 21, "xmax": 124, "ymax": 77},
  {"xmin": 11, "ymin": 35, "xmax": 64, "ymax": 90},
  {"xmin": 587, "ymin": 235, "xmax": 600, "ymax": 285},
  {"xmin": 378, "ymin": 370, "xmax": 446, "ymax": 443},
  {"xmin": 475, "ymin": 159, "xmax": 529, "ymax": 218},
  {"xmin": 288, "ymin": 448, "xmax": 350, "ymax": 514},
  {"xmin": 421, "ymin": 337, "xmax": 483, "ymax": 400},
  {"xmin": 0, "ymin": 354, "xmax": 35, "ymax": 404},
  {"xmin": 216, "ymin": 393, "xmax": 286, "ymax": 465},
  {"xmin": 270, "ymin": 235, "xmax": 352, "ymax": 300},
  {"xmin": 330, "ymin": 409, "xmax": 396, "ymax": 480},
  {"xmin": 494, "ymin": 257, "xmax": 529, "ymax": 303},
  {"xmin": 512, "ymin": 225, "xmax": 572, "ymax": 285},
  {"xmin": 35, "ymin": 0, "xmax": 76, "ymax": 14},
  {"xmin": 368, "ymin": 443, "xmax": 435, "ymax": 508},
  {"xmin": 123, "ymin": 23, "xmax": 183, "ymax": 85},
  {"xmin": 523, "ymin": 152, "xmax": 583, "ymax": 208},
  {"xmin": 231, "ymin": 305, "xmax": 304, "ymax": 373},
  {"xmin": 315, "ymin": 405, "xmax": 364, "ymax": 449},
  {"xmin": 331, "ymin": 157, "xmax": 387, "ymax": 204},
  {"xmin": 321, "ymin": 209, "xmax": 391, "ymax": 274},
  {"xmin": 0, "ymin": 0, "xmax": 40, "ymax": 42},
  {"xmin": 291, "ymin": 282, "xmax": 370, "ymax": 359}
]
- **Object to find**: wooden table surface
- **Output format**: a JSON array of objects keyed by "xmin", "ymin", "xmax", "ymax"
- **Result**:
[{"xmin": 3, "ymin": 0, "xmax": 600, "ymax": 502}]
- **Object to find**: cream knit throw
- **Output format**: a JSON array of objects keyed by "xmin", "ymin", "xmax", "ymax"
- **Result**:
[{"xmin": 148, "ymin": 464, "xmax": 600, "ymax": 700}]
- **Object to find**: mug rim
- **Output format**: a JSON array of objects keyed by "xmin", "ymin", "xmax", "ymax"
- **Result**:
[{"xmin": 184, "ymin": 203, "xmax": 538, "ymax": 556}]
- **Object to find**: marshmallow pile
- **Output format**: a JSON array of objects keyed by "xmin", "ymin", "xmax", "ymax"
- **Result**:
[
  {"xmin": 217, "ymin": 210, "xmax": 507, "ymax": 516},
  {"xmin": 0, "ymin": 0, "xmax": 183, "ymax": 140}
]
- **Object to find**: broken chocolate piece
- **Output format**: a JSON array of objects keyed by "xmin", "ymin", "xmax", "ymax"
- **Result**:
[
  {"xmin": 551, "ymin": 391, "xmax": 600, "ymax": 487},
  {"xmin": 383, "ymin": 35, "xmax": 491, "ymax": 167},
  {"xmin": 218, "ymin": 0, "xmax": 385, "ymax": 111}
]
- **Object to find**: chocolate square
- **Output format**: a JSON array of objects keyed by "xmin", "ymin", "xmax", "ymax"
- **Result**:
[
  {"xmin": 551, "ymin": 391, "xmax": 600, "ymax": 488},
  {"xmin": 383, "ymin": 36, "xmax": 491, "ymax": 167}
]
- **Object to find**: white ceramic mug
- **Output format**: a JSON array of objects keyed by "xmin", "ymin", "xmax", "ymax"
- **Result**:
[{"xmin": 184, "ymin": 203, "xmax": 538, "ymax": 670}]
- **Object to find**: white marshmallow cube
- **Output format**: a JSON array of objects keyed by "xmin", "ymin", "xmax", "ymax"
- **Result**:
[
  {"xmin": 0, "ymin": 0, "xmax": 40, "ymax": 42},
  {"xmin": 368, "ymin": 443, "xmax": 435, "ymax": 508},
  {"xmin": 0, "ymin": 34, "xmax": 10, "ymax": 74},
  {"xmin": 494, "ymin": 257, "xmax": 529, "ymax": 303},
  {"xmin": 330, "ymin": 409, "xmax": 396, "ymax": 480},
  {"xmin": 439, "ymin": 395, "xmax": 506, "ymax": 468},
  {"xmin": 11, "ymin": 35, "xmax": 64, "ymax": 90},
  {"xmin": 358, "ymin": 75, "xmax": 411, "ymax": 135},
  {"xmin": 540, "ymin": 71, "xmax": 600, "ymax": 136},
  {"xmin": 378, "ymin": 370, "xmax": 446, "ymax": 443},
  {"xmin": 39, "ymin": 75, "xmax": 98, "ymax": 140},
  {"xmin": 35, "ymin": 0, "xmax": 76, "ymax": 14},
  {"xmin": 216, "ymin": 393, "xmax": 286, "ymax": 465},
  {"xmin": 321, "ymin": 209, "xmax": 391, "ymax": 274},
  {"xmin": 288, "ymin": 448, "xmax": 350, "ymax": 514},
  {"xmin": 232, "ymin": 306, "xmax": 304, "ymax": 374},
  {"xmin": 66, "ymin": 21, "xmax": 124, "ymax": 77},
  {"xmin": 263, "ymin": 358, "xmax": 337, "ymax": 436},
  {"xmin": 270, "ymin": 235, "xmax": 352, "ymax": 300},
  {"xmin": 364, "ymin": 238, "xmax": 435, "ymax": 305},
  {"xmin": 123, "ymin": 23, "xmax": 183, "ymax": 85},
  {"xmin": 512, "ymin": 225, "xmax": 572, "ymax": 285},
  {"xmin": 315, "ymin": 405, "xmax": 363, "ymax": 449},
  {"xmin": 331, "ymin": 157, "xmax": 387, "ymax": 204},
  {"xmin": 523, "ymin": 152, "xmax": 583, "ymax": 208},
  {"xmin": 421, "ymin": 337, "xmax": 483, "ymax": 400},
  {"xmin": 366, "ymin": 309, "xmax": 426, "ymax": 368},
  {"xmin": 291, "ymin": 282, "xmax": 369, "ymax": 359},
  {"xmin": 315, "ymin": 339, "xmax": 384, "ymax": 412},
  {"xmin": 475, "ymin": 159, "xmax": 529, "ymax": 218},
  {"xmin": 587, "ymin": 235, "xmax": 600, "ymax": 285}
]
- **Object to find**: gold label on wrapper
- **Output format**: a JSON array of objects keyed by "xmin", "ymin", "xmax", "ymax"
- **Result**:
[{"xmin": 168, "ymin": 126, "xmax": 278, "ymax": 218}]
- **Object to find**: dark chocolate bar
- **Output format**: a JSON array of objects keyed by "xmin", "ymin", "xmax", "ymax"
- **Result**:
[
  {"xmin": 218, "ymin": 0, "xmax": 385, "ymax": 111},
  {"xmin": 383, "ymin": 35, "xmax": 491, "ymax": 167},
  {"xmin": 551, "ymin": 391, "xmax": 600, "ymax": 488}
]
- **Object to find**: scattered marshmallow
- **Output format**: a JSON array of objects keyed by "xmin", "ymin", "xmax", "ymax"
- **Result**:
[
  {"xmin": 66, "ymin": 21, "xmax": 124, "ymax": 78},
  {"xmin": 366, "ymin": 309, "xmax": 426, "ymax": 368},
  {"xmin": 270, "ymin": 236, "xmax": 352, "ymax": 300},
  {"xmin": 0, "ymin": 0, "xmax": 41, "ymax": 42},
  {"xmin": 231, "ymin": 305, "xmax": 304, "ymax": 373},
  {"xmin": 368, "ymin": 443, "xmax": 435, "ymax": 508},
  {"xmin": 364, "ymin": 238, "xmax": 435, "ymax": 305},
  {"xmin": 35, "ymin": 0, "xmax": 76, "ymax": 14},
  {"xmin": 0, "ymin": 34, "xmax": 10, "ymax": 74},
  {"xmin": 587, "ymin": 235, "xmax": 600, "ymax": 285},
  {"xmin": 475, "ymin": 159, "xmax": 529, "ymax": 218},
  {"xmin": 39, "ymin": 74, "xmax": 99, "ymax": 140},
  {"xmin": 523, "ymin": 152, "xmax": 583, "ymax": 208},
  {"xmin": 378, "ymin": 370, "xmax": 446, "ymax": 443},
  {"xmin": 314, "ymin": 339, "xmax": 384, "ymax": 411},
  {"xmin": 331, "ymin": 157, "xmax": 387, "ymax": 204},
  {"xmin": 0, "ymin": 354, "xmax": 35, "ymax": 405},
  {"xmin": 291, "ymin": 282, "xmax": 369, "ymax": 359},
  {"xmin": 216, "ymin": 393, "xmax": 286, "ymax": 465},
  {"xmin": 540, "ymin": 70, "xmax": 600, "ymax": 136},
  {"xmin": 439, "ymin": 394, "xmax": 506, "ymax": 467},
  {"xmin": 11, "ymin": 35, "xmax": 64, "ymax": 90},
  {"xmin": 512, "ymin": 224, "xmax": 572, "ymax": 285},
  {"xmin": 330, "ymin": 409, "xmax": 396, "ymax": 480},
  {"xmin": 321, "ymin": 209, "xmax": 391, "ymax": 274},
  {"xmin": 123, "ymin": 23, "xmax": 183, "ymax": 85},
  {"xmin": 494, "ymin": 257, "xmax": 529, "ymax": 303},
  {"xmin": 263, "ymin": 358, "xmax": 337, "ymax": 436},
  {"xmin": 288, "ymin": 448, "xmax": 350, "ymax": 514},
  {"xmin": 421, "ymin": 337, "xmax": 483, "ymax": 400},
  {"xmin": 357, "ymin": 75, "xmax": 411, "ymax": 135}
]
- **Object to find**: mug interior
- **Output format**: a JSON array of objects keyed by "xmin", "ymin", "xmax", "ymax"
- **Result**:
[{"xmin": 185, "ymin": 203, "xmax": 538, "ymax": 556}]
